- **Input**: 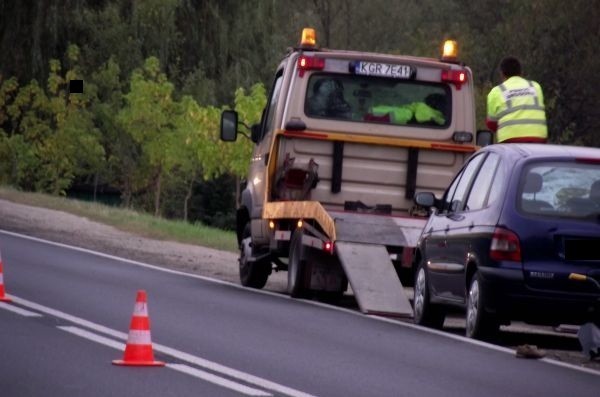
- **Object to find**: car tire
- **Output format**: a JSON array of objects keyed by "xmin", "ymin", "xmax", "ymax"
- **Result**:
[
  {"xmin": 466, "ymin": 271, "xmax": 499, "ymax": 340},
  {"xmin": 413, "ymin": 261, "xmax": 446, "ymax": 329},
  {"xmin": 288, "ymin": 229, "xmax": 309, "ymax": 298},
  {"xmin": 239, "ymin": 223, "xmax": 270, "ymax": 289}
]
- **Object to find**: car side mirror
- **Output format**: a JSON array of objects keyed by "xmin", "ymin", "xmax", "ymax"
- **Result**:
[
  {"xmin": 220, "ymin": 110, "xmax": 238, "ymax": 142},
  {"xmin": 476, "ymin": 130, "xmax": 493, "ymax": 147},
  {"xmin": 414, "ymin": 192, "xmax": 437, "ymax": 209}
]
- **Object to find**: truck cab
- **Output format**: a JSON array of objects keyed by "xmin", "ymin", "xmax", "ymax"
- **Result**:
[{"xmin": 221, "ymin": 29, "xmax": 480, "ymax": 316}]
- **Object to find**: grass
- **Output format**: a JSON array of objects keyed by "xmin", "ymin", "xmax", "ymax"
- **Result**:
[{"xmin": 0, "ymin": 186, "xmax": 238, "ymax": 252}]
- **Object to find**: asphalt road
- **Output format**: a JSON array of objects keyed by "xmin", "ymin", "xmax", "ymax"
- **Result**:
[{"xmin": 1, "ymin": 230, "xmax": 598, "ymax": 397}]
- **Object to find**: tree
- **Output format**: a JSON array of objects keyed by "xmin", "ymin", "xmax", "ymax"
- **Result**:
[
  {"xmin": 0, "ymin": 44, "xmax": 103, "ymax": 194},
  {"xmin": 118, "ymin": 57, "xmax": 178, "ymax": 215}
]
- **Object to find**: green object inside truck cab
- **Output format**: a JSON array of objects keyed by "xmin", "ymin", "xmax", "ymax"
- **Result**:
[{"xmin": 371, "ymin": 102, "xmax": 445, "ymax": 125}]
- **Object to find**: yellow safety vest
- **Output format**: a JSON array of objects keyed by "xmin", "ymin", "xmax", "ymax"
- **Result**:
[{"xmin": 487, "ymin": 76, "xmax": 547, "ymax": 142}]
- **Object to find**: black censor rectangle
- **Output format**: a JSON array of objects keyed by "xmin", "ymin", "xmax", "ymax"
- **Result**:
[{"xmin": 69, "ymin": 80, "xmax": 83, "ymax": 94}]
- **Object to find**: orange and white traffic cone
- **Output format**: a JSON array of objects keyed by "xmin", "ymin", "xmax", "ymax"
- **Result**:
[
  {"xmin": 0, "ymin": 249, "xmax": 12, "ymax": 303},
  {"xmin": 112, "ymin": 290, "xmax": 164, "ymax": 366}
]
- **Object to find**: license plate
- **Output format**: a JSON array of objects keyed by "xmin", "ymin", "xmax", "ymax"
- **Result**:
[
  {"xmin": 353, "ymin": 61, "xmax": 413, "ymax": 79},
  {"xmin": 564, "ymin": 238, "xmax": 600, "ymax": 260}
]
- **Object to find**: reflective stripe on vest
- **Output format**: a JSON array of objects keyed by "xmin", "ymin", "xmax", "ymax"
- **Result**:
[{"xmin": 495, "ymin": 78, "xmax": 547, "ymax": 142}]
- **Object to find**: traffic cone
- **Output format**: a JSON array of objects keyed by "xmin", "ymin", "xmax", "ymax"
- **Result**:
[
  {"xmin": 0, "ymin": 249, "xmax": 12, "ymax": 303},
  {"xmin": 112, "ymin": 290, "xmax": 164, "ymax": 366}
]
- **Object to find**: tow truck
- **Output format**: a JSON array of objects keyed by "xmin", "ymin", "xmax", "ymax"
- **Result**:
[{"xmin": 221, "ymin": 28, "xmax": 485, "ymax": 317}]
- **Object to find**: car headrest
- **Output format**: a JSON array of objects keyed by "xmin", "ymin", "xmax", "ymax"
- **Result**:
[{"xmin": 523, "ymin": 172, "xmax": 543, "ymax": 194}]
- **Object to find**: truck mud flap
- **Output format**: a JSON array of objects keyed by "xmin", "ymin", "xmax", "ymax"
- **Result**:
[{"xmin": 336, "ymin": 241, "xmax": 413, "ymax": 318}]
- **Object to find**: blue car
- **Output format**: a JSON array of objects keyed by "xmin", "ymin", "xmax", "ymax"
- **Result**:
[{"xmin": 413, "ymin": 143, "xmax": 600, "ymax": 340}]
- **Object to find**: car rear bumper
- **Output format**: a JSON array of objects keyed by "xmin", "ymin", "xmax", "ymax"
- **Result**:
[{"xmin": 479, "ymin": 267, "xmax": 600, "ymax": 325}]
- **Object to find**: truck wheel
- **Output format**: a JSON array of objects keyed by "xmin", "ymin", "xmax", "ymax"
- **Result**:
[
  {"xmin": 288, "ymin": 229, "xmax": 309, "ymax": 298},
  {"xmin": 239, "ymin": 223, "xmax": 270, "ymax": 289},
  {"xmin": 413, "ymin": 261, "xmax": 445, "ymax": 329},
  {"xmin": 466, "ymin": 271, "xmax": 499, "ymax": 340}
]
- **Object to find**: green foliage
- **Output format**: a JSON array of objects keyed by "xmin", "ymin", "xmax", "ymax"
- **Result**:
[
  {"xmin": 225, "ymin": 83, "xmax": 267, "ymax": 178},
  {"xmin": 1, "ymin": 0, "xmax": 598, "ymax": 233},
  {"xmin": 0, "ymin": 46, "xmax": 103, "ymax": 195}
]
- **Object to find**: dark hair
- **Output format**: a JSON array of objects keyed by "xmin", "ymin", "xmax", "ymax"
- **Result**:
[{"xmin": 500, "ymin": 56, "xmax": 522, "ymax": 78}]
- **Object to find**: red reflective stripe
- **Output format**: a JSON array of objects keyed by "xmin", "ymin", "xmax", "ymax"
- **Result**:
[
  {"xmin": 501, "ymin": 137, "xmax": 547, "ymax": 143},
  {"xmin": 431, "ymin": 143, "xmax": 475, "ymax": 152},
  {"xmin": 283, "ymin": 130, "xmax": 329, "ymax": 139},
  {"xmin": 576, "ymin": 157, "xmax": 600, "ymax": 164},
  {"xmin": 130, "ymin": 315, "xmax": 151, "ymax": 330},
  {"xmin": 123, "ymin": 343, "xmax": 155, "ymax": 361}
]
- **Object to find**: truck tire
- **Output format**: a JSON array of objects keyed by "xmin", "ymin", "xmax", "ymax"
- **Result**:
[
  {"xmin": 239, "ymin": 223, "xmax": 270, "ymax": 289},
  {"xmin": 413, "ymin": 261, "xmax": 445, "ymax": 329},
  {"xmin": 288, "ymin": 229, "xmax": 309, "ymax": 298}
]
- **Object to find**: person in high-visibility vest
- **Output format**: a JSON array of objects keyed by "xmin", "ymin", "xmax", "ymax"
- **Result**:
[{"xmin": 486, "ymin": 57, "xmax": 548, "ymax": 143}]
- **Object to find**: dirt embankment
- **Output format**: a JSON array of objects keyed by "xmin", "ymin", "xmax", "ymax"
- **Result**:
[{"xmin": 0, "ymin": 199, "xmax": 288, "ymax": 292}]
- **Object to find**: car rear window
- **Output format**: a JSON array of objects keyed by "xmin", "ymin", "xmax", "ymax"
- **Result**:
[
  {"xmin": 304, "ymin": 73, "xmax": 451, "ymax": 128},
  {"xmin": 519, "ymin": 161, "xmax": 600, "ymax": 220}
]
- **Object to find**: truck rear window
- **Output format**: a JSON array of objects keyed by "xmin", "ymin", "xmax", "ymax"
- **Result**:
[{"xmin": 305, "ymin": 73, "xmax": 451, "ymax": 127}]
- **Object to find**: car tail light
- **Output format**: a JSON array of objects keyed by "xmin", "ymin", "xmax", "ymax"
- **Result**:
[{"xmin": 490, "ymin": 227, "xmax": 522, "ymax": 262}]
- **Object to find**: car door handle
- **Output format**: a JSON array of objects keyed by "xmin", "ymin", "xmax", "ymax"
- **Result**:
[
  {"xmin": 468, "ymin": 222, "xmax": 475, "ymax": 229},
  {"xmin": 445, "ymin": 225, "xmax": 450, "ymax": 232}
]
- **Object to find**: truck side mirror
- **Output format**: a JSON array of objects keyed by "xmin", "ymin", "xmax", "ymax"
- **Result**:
[
  {"xmin": 476, "ymin": 130, "xmax": 493, "ymax": 147},
  {"xmin": 221, "ymin": 110, "xmax": 238, "ymax": 142}
]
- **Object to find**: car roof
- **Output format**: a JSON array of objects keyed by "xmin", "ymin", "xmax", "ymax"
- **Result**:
[{"xmin": 481, "ymin": 143, "xmax": 600, "ymax": 162}]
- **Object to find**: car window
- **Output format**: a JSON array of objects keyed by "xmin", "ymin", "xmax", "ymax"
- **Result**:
[
  {"xmin": 519, "ymin": 161, "xmax": 600, "ymax": 220},
  {"xmin": 305, "ymin": 73, "xmax": 451, "ymax": 128},
  {"xmin": 465, "ymin": 153, "xmax": 500, "ymax": 211},
  {"xmin": 486, "ymin": 158, "xmax": 505, "ymax": 206},
  {"xmin": 441, "ymin": 153, "xmax": 486, "ymax": 213}
]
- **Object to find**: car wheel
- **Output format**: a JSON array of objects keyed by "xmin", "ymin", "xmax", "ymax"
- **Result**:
[
  {"xmin": 239, "ymin": 223, "xmax": 270, "ymax": 289},
  {"xmin": 466, "ymin": 271, "xmax": 499, "ymax": 340},
  {"xmin": 413, "ymin": 261, "xmax": 445, "ymax": 329},
  {"xmin": 288, "ymin": 229, "xmax": 309, "ymax": 298}
]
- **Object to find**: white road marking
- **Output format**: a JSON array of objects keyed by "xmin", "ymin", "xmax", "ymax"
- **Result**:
[
  {"xmin": 167, "ymin": 364, "xmax": 272, "ymax": 397},
  {"xmin": 0, "ymin": 301, "xmax": 42, "ymax": 317},
  {"xmin": 59, "ymin": 326, "xmax": 272, "ymax": 397},
  {"xmin": 1, "ymin": 229, "xmax": 598, "ymax": 378},
  {"xmin": 58, "ymin": 326, "xmax": 125, "ymax": 350},
  {"xmin": 12, "ymin": 295, "xmax": 318, "ymax": 397}
]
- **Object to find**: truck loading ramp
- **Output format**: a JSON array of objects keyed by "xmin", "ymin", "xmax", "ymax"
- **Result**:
[{"xmin": 336, "ymin": 241, "xmax": 414, "ymax": 318}]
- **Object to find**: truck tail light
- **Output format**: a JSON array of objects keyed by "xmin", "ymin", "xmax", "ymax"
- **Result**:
[
  {"xmin": 298, "ymin": 56, "xmax": 325, "ymax": 77},
  {"xmin": 441, "ymin": 69, "xmax": 467, "ymax": 90},
  {"xmin": 323, "ymin": 241, "xmax": 334, "ymax": 254},
  {"xmin": 490, "ymin": 227, "xmax": 522, "ymax": 262}
]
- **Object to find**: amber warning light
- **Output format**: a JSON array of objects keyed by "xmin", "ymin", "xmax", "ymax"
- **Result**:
[
  {"xmin": 441, "ymin": 40, "xmax": 458, "ymax": 62},
  {"xmin": 300, "ymin": 28, "xmax": 317, "ymax": 48}
]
